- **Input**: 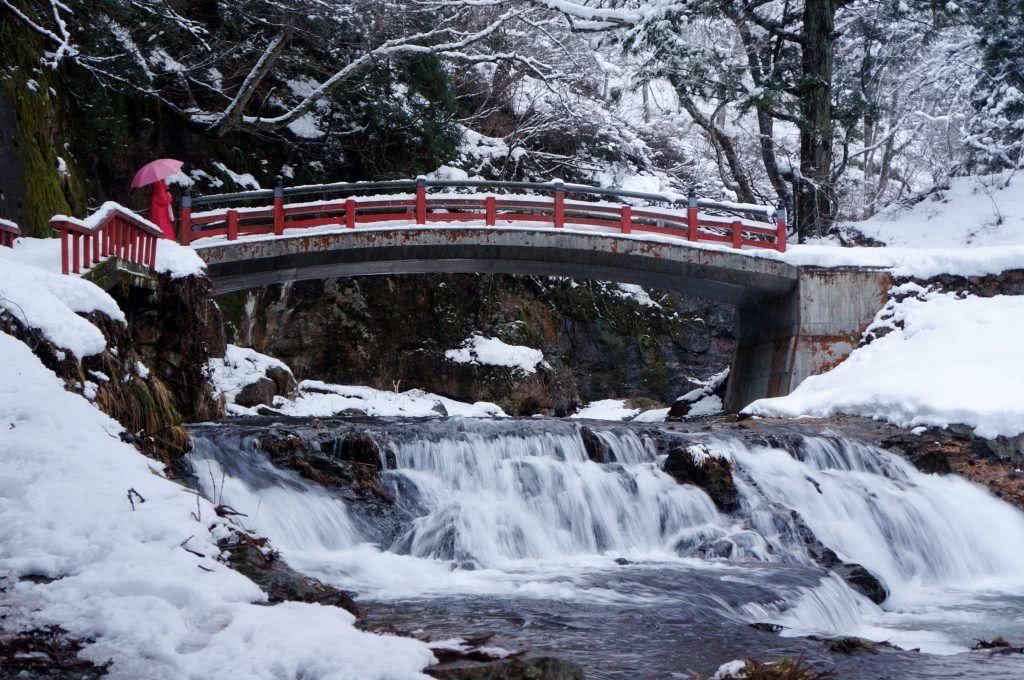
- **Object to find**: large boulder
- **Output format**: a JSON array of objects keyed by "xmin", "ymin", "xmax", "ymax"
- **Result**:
[
  {"xmin": 235, "ymin": 377, "xmax": 277, "ymax": 408},
  {"xmin": 663, "ymin": 443, "xmax": 738, "ymax": 512}
]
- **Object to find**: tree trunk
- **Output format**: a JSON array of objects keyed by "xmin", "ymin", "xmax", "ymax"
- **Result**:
[{"xmin": 797, "ymin": 0, "xmax": 837, "ymax": 240}]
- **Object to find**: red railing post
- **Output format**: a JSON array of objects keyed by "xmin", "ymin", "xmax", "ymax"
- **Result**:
[
  {"xmin": 485, "ymin": 196, "xmax": 496, "ymax": 226},
  {"xmin": 345, "ymin": 199, "xmax": 356, "ymax": 229},
  {"xmin": 92, "ymin": 232, "xmax": 100, "ymax": 264},
  {"xmin": 415, "ymin": 177, "xmax": 427, "ymax": 225},
  {"xmin": 687, "ymin": 189, "xmax": 698, "ymax": 242},
  {"xmin": 149, "ymin": 234, "xmax": 158, "ymax": 267},
  {"xmin": 180, "ymin": 191, "xmax": 192, "ymax": 245},
  {"xmin": 774, "ymin": 205, "xmax": 787, "ymax": 253},
  {"xmin": 60, "ymin": 229, "xmax": 69, "ymax": 275},
  {"xmin": 130, "ymin": 222, "xmax": 139, "ymax": 262},
  {"xmin": 552, "ymin": 180, "xmax": 565, "ymax": 228},
  {"xmin": 227, "ymin": 209, "xmax": 239, "ymax": 241},
  {"xmin": 731, "ymin": 220, "xmax": 743, "ymax": 249},
  {"xmin": 620, "ymin": 204, "xmax": 632, "ymax": 234},
  {"xmin": 83, "ymin": 229, "xmax": 91, "ymax": 265},
  {"xmin": 72, "ymin": 233, "xmax": 81, "ymax": 274},
  {"xmin": 273, "ymin": 179, "xmax": 285, "ymax": 236}
]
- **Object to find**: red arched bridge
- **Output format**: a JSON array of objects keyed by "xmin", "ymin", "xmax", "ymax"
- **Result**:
[{"xmin": 40, "ymin": 179, "xmax": 889, "ymax": 412}]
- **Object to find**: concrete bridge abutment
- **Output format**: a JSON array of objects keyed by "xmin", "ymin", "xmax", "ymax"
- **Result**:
[{"xmin": 724, "ymin": 267, "xmax": 893, "ymax": 412}]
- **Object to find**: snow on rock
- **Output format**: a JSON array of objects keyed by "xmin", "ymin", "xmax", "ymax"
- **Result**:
[
  {"xmin": 0, "ymin": 256, "xmax": 124, "ymax": 357},
  {"xmin": 152, "ymin": 238, "xmax": 206, "ymax": 278},
  {"xmin": 571, "ymin": 399, "xmax": 641, "ymax": 421},
  {"xmin": 843, "ymin": 172, "xmax": 1024, "ymax": 248},
  {"xmin": 745, "ymin": 289, "xmax": 1024, "ymax": 439},
  {"xmin": 210, "ymin": 345, "xmax": 506, "ymax": 418},
  {"xmin": 632, "ymin": 407, "xmax": 671, "ymax": 422},
  {"xmin": 610, "ymin": 283, "xmax": 662, "ymax": 308},
  {"xmin": 711, "ymin": 659, "xmax": 748, "ymax": 680},
  {"xmin": 208, "ymin": 344, "xmax": 293, "ymax": 409},
  {"xmin": 277, "ymin": 381, "xmax": 506, "ymax": 419},
  {"xmin": 445, "ymin": 335, "xmax": 545, "ymax": 374},
  {"xmin": 0, "ymin": 331, "xmax": 435, "ymax": 679}
]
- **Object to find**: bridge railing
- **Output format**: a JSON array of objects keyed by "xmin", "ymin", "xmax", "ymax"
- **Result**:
[
  {"xmin": 50, "ymin": 202, "xmax": 162, "ymax": 275},
  {"xmin": 0, "ymin": 219, "xmax": 20, "ymax": 248},
  {"xmin": 181, "ymin": 178, "xmax": 787, "ymax": 253}
]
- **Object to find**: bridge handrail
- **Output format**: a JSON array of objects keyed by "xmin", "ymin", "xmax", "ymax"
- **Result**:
[
  {"xmin": 181, "ymin": 178, "xmax": 787, "ymax": 253},
  {"xmin": 0, "ymin": 218, "xmax": 20, "ymax": 248},
  {"xmin": 50, "ymin": 202, "xmax": 161, "ymax": 275},
  {"xmin": 190, "ymin": 178, "xmax": 775, "ymax": 220}
]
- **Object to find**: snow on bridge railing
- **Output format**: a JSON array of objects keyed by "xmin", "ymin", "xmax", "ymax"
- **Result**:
[
  {"xmin": 50, "ymin": 202, "xmax": 163, "ymax": 275},
  {"xmin": 0, "ymin": 218, "xmax": 20, "ymax": 248},
  {"xmin": 181, "ymin": 178, "xmax": 788, "ymax": 253}
]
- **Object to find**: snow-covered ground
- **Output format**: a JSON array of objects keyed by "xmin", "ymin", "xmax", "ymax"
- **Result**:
[
  {"xmin": 746, "ymin": 284, "xmax": 1024, "ymax": 439},
  {"xmin": 841, "ymin": 172, "xmax": 1024, "ymax": 248},
  {"xmin": 0, "ymin": 274, "xmax": 436, "ymax": 678}
]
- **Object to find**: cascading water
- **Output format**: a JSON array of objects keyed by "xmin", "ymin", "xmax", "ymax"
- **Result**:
[{"xmin": 187, "ymin": 418, "xmax": 1024, "ymax": 676}]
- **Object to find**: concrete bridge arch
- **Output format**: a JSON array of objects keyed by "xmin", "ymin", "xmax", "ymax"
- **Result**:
[{"xmin": 194, "ymin": 227, "xmax": 890, "ymax": 412}]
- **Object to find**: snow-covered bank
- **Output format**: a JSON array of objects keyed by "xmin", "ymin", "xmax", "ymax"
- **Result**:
[
  {"xmin": 746, "ymin": 286, "xmax": 1024, "ymax": 439},
  {"xmin": 211, "ymin": 344, "xmax": 507, "ymax": 418},
  {"xmin": 0, "ymin": 331, "xmax": 435, "ymax": 679},
  {"xmin": 841, "ymin": 173, "xmax": 1024, "ymax": 248}
]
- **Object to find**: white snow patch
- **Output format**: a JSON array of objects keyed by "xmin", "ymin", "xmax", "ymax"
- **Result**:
[
  {"xmin": 746, "ymin": 290, "xmax": 1024, "ymax": 439},
  {"xmin": 208, "ymin": 344, "xmax": 293, "ymax": 404},
  {"xmin": 445, "ymin": 335, "xmax": 545, "ymax": 375},
  {"xmin": 0, "ymin": 254, "xmax": 124, "ymax": 357},
  {"xmin": 212, "ymin": 162, "xmax": 261, "ymax": 190},
  {"xmin": 611, "ymin": 283, "xmax": 661, "ymax": 308},
  {"xmin": 571, "ymin": 399, "xmax": 641, "ymax": 421},
  {"xmin": 277, "ymin": 381, "xmax": 506, "ymax": 419}
]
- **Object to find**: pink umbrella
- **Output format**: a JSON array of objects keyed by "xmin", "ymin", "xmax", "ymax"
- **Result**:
[{"xmin": 131, "ymin": 158, "xmax": 183, "ymax": 188}]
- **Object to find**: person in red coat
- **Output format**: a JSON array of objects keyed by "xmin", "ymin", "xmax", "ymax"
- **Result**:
[{"xmin": 149, "ymin": 179, "xmax": 176, "ymax": 240}]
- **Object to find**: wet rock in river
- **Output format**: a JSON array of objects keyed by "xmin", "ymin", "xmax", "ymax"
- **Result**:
[
  {"xmin": 663, "ymin": 443, "xmax": 738, "ymax": 512},
  {"xmin": 235, "ymin": 377, "xmax": 277, "ymax": 408},
  {"xmin": 579, "ymin": 426, "xmax": 611, "ymax": 463}
]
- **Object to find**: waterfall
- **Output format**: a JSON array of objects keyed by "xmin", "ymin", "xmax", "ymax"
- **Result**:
[{"xmin": 186, "ymin": 418, "xmax": 1024, "ymax": 653}]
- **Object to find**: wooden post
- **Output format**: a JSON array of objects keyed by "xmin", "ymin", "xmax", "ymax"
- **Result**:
[
  {"xmin": 620, "ymin": 204, "xmax": 632, "ymax": 234},
  {"xmin": 60, "ymin": 230, "xmax": 69, "ymax": 275},
  {"xmin": 72, "ymin": 233, "xmax": 81, "ymax": 274},
  {"xmin": 101, "ymin": 222, "xmax": 109, "ymax": 256},
  {"xmin": 775, "ymin": 205, "xmax": 788, "ymax": 253},
  {"xmin": 687, "ymin": 189, "xmax": 698, "ymax": 242},
  {"xmin": 273, "ymin": 179, "xmax": 285, "ymax": 236},
  {"xmin": 82, "ymin": 230, "xmax": 91, "ymax": 267},
  {"xmin": 149, "ymin": 234, "xmax": 158, "ymax": 267},
  {"xmin": 731, "ymin": 220, "xmax": 743, "ymax": 249},
  {"xmin": 92, "ymin": 232, "xmax": 100, "ymax": 264},
  {"xmin": 552, "ymin": 180, "xmax": 565, "ymax": 228},
  {"xmin": 345, "ymin": 199, "xmax": 356, "ymax": 229},
  {"xmin": 485, "ymin": 196, "xmax": 496, "ymax": 226},
  {"xmin": 180, "ymin": 191, "xmax": 192, "ymax": 245},
  {"xmin": 227, "ymin": 209, "xmax": 239, "ymax": 241},
  {"xmin": 415, "ymin": 177, "xmax": 427, "ymax": 225}
]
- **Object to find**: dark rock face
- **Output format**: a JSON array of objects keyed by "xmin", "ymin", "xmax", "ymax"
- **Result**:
[
  {"xmin": 235, "ymin": 377, "xmax": 277, "ymax": 408},
  {"xmin": 788, "ymin": 510, "xmax": 888, "ymax": 604},
  {"xmin": 125, "ymin": 273, "xmax": 226, "ymax": 423},
  {"xmin": 662, "ymin": 443, "xmax": 738, "ymax": 512},
  {"xmin": 579, "ymin": 426, "xmax": 611, "ymax": 463},
  {"xmin": 218, "ymin": 529, "xmax": 360, "ymax": 618},
  {"xmin": 265, "ymin": 365, "xmax": 298, "ymax": 397},
  {"xmin": 220, "ymin": 275, "xmax": 734, "ymax": 415},
  {"xmin": 427, "ymin": 656, "xmax": 585, "ymax": 680}
]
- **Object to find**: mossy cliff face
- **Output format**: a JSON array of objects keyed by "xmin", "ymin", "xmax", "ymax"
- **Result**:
[
  {"xmin": 0, "ymin": 18, "xmax": 86, "ymax": 235},
  {"xmin": 221, "ymin": 275, "xmax": 735, "ymax": 415}
]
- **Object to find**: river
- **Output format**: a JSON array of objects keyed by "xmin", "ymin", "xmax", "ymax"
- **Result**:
[{"xmin": 186, "ymin": 417, "xmax": 1024, "ymax": 678}]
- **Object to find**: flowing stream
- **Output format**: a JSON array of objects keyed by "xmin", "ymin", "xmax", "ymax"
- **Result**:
[{"xmin": 187, "ymin": 418, "xmax": 1024, "ymax": 678}]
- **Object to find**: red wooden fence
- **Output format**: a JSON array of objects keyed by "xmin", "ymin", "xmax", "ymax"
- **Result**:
[
  {"xmin": 50, "ymin": 203, "xmax": 163, "ymax": 275},
  {"xmin": 0, "ymin": 219, "xmax": 19, "ymax": 248},
  {"xmin": 182, "ymin": 179, "xmax": 788, "ymax": 253}
]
